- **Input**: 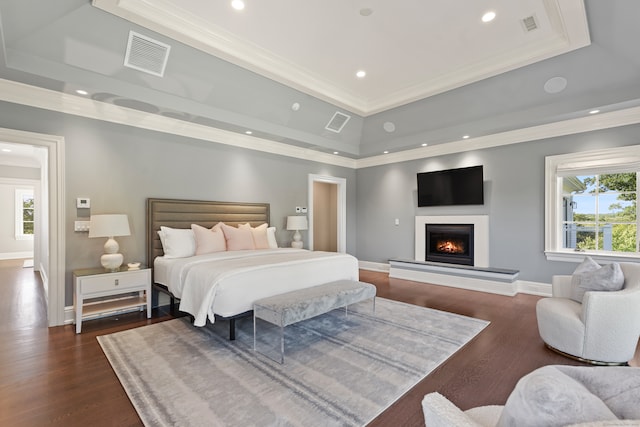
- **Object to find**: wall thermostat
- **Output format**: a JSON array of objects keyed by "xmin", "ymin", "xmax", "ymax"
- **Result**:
[{"xmin": 76, "ymin": 197, "xmax": 90, "ymax": 208}]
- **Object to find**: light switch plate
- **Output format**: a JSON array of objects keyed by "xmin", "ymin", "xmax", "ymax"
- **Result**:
[{"xmin": 74, "ymin": 221, "xmax": 90, "ymax": 232}]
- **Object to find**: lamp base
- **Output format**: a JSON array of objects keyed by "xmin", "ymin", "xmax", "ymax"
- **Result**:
[
  {"xmin": 101, "ymin": 253, "xmax": 124, "ymax": 271},
  {"xmin": 291, "ymin": 241, "xmax": 303, "ymax": 249}
]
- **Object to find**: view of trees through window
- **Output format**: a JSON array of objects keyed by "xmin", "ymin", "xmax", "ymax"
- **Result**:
[
  {"xmin": 562, "ymin": 173, "xmax": 637, "ymax": 253},
  {"xmin": 21, "ymin": 192, "xmax": 34, "ymax": 235}
]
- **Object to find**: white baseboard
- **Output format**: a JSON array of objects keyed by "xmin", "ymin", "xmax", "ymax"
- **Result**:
[
  {"xmin": 358, "ymin": 261, "xmax": 390, "ymax": 272},
  {"xmin": 0, "ymin": 251, "xmax": 34, "ymax": 260},
  {"xmin": 388, "ymin": 266, "xmax": 552, "ymax": 297}
]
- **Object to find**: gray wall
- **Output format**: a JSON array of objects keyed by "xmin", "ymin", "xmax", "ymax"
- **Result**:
[
  {"xmin": 0, "ymin": 101, "xmax": 357, "ymax": 306},
  {"xmin": 355, "ymin": 124, "xmax": 640, "ymax": 283}
]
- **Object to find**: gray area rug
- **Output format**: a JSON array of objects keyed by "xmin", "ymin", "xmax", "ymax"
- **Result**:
[{"xmin": 98, "ymin": 297, "xmax": 489, "ymax": 427}]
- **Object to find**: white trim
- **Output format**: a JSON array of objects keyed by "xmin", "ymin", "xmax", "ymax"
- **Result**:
[
  {"xmin": 544, "ymin": 145, "xmax": 640, "ymax": 261},
  {"xmin": 358, "ymin": 261, "xmax": 390, "ymax": 272},
  {"xmin": 2, "ymin": 78, "xmax": 640, "ymax": 170},
  {"xmin": 388, "ymin": 266, "xmax": 551, "ymax": 297},
  {"xmin": 307, "ymin": 174, "xmax": 347, "ymax": 253},
  {"xmin": 14, "ymin": 187, "xmax": 35, "ymax": 240},
  {"xmin": 0, "ymin": 127, "xmax": 65, "ymax": 327},
  {"xmin": 0, "ymin": 251, "xmax": 34, "ymax": 260},
  {"xmin": 92, "ymin": 0, "xmax": 590, "ymax": 116},
  {"xmin": 389, "ymin": 267, "xmax": 517, "ymax": 296}
]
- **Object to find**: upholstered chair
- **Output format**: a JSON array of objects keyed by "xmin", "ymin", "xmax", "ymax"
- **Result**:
[
  {"xmin": 536, "ymin": 261, "xmax": 640, "ymax": 365},
  {"xmin": 422, "ymin": 365, "xmax": 640, "ymax": 427}
]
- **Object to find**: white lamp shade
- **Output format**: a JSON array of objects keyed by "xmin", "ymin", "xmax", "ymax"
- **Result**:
[
  {"xmin": 88, "ymin": 214, "xmax": 131, "ymax": 238},
  {"xmin": 286, "ymin": 216, "xmax": 308, "ymax": 231}
]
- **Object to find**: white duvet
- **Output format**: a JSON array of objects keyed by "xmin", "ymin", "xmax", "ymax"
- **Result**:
[{"xmin": 154, "ymin": 248, "xmax": 359, "ymax": 326}]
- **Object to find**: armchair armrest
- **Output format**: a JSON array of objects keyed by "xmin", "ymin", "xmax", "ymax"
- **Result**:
[
  {"xmin": 422, "ymin": 393, "xmax": 487, "ymax": 427},
  {"xmin": 582, "ymin": 288, "xmax": 640, "ymax": 362},
  {"xmin": 552, "ymin": 275, "xmax": 573, "ymax": 298}
]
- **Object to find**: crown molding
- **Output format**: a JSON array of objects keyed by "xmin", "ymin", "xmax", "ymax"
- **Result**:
[
  {"xmin": 92, "ymin": 0, "xmax": 590, "ymax": 117},
  {"xmin": 2, "ymin": 78, "xmax": 640, "ymax": 170},
  {"xmin": 355, "ymin": 105, "xmax": 640, "ymax": 169},
  {"xmin": 0, "ymin": 78, "xmax": 357, "ymax": 169}
]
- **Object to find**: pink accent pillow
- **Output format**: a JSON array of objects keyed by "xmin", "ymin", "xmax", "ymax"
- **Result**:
[
  {"xmin": 191, "ymin": 223, "xmax": 226, "ymax": 255},
  {"xmin": 239, "ymin": 223, "xmax": 270, "ymax": 249},
  {"xmin": 220, "ymin": 223, "xmax": 256, "ymax": 251}
]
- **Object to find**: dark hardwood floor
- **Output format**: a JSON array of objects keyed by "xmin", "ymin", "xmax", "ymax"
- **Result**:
[{"xmin": 0, "ymin": 259, "xmax": 587, "ymax": 427}]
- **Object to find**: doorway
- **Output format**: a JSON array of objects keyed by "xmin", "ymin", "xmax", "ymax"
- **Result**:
[
  {"xmin": 0, "ymin": 127, "xmax": 65, "ymax": 327},
  {"xmin": 308, "ymin": 174, "xmax": 346, "ymax": 253}
]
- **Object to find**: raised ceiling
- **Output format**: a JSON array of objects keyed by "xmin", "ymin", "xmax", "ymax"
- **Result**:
[
  {"xmin": 1, "ymin": 0, "xmax": 640, "ymax": 165},
  {"xmin": 93, "ymin": 0, "xmax": 590, "ymax": 116}
]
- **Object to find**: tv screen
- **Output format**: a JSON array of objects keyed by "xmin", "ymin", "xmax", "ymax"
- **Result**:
[{"xmin": 417, "ymin": 165, "xmax": 484, "ymax": 207}]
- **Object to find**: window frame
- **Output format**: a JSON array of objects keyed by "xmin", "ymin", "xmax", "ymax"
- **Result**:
[
  {"xmin": 545, "ymin": 145, "xmax": 640, "ymax": 263},
  {"xmin": 15, "ymin": 187, "xmax": 34, "ymax": 241}
]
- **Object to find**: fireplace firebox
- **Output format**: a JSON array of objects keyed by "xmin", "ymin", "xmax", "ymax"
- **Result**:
[{"xmin": 425, "ymin": 224, "xmax": 474, "ymax": 266}]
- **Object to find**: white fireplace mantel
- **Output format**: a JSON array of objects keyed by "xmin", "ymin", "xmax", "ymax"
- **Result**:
[{"xmin": 415, "ymin": 215, "xmax": 489, "ymax": 268}]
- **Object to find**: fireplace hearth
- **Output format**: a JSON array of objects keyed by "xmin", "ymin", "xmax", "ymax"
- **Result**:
[{"xmin": 426, "ymin": 224, "xmax": 474, "ymax": 266}]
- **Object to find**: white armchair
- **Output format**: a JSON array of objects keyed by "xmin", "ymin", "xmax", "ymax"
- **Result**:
[{"xmin": 536, "ymin": 262, "xmax": 640, "ymax": 364}]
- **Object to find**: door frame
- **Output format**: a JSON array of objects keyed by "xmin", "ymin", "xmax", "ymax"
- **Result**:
[
  {"xmin": 308, "ymin": 174, "xmax": 346, "ymax": 253},
  {"xmin": 0, "ymin": 127, "xmax": 65, "ymax": 327}
]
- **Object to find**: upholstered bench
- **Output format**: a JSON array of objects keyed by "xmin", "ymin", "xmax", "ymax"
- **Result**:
[{"xmin": 253, "ymin": 280, "xmax": 376, "ymax": 363}]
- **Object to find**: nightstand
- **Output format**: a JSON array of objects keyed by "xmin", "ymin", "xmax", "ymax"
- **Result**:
[{"xmin": 73, "ymin": 266, "xmax": 151, "ymax": 333}]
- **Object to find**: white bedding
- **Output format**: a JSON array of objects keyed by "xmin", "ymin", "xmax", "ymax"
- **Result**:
[{"xmin": 154, "ymin": 248, "xmax": 359, "ymax": 326}]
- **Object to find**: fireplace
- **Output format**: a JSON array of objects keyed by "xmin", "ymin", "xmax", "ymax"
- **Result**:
[{"xmin": 425, "ymin": 224, "xmax": 474, "ymax": 266}]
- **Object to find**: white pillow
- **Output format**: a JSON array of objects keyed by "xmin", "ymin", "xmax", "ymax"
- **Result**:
[
  {"xmin": 191, "ymin": 223, "xmax": 226, "ymax": 255},
  {"xmin": 570, "ymin": 257, "xmax": 625, "ymax": 303},
  {"xmin": 267, "ymin": 226, "xmax": 278, "ymax": 248},
  {"xmin": 158, "ymin": 226, "xmax": 196, "ymax": 258}
]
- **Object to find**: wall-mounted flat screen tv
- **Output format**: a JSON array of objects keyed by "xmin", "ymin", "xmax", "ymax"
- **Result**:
[{"xmin": 417, "ymin": 165, "xmax": 484, "ymax": 207}]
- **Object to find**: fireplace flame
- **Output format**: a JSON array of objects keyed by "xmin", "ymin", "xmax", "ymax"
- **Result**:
[{"xmin": 437, "ymin": 239, "xmax": 465, "ymax": 254}]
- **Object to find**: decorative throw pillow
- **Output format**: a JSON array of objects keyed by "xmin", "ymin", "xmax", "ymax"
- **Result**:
[
  {"xmin": 569, "ymin": 257, "xmax": 602, "ymax": 302},
  {"xmin": 220, "ymin": 223, "xmax": 255, "ymax": 251},
  {"xmin": 158, "ymin": 226, "xmax": 196, "ymax": 258},
  {"xmin": 571, "ymin": 258, "xmax": 625, "ymax": 303},
  {"xmin": 239, "ymin": 223, "xmax": 270, "ymax": 249},
  {"xmin": 267, "ymin": 226, "xmax": 278, "ymax": 249},
  {"xmin": 191, "ymin": 223, "xmax": 226, "ymax": 255},
  {"xmin": 497, "ymin": 365, "xmax": 618, "ymax": 427}
]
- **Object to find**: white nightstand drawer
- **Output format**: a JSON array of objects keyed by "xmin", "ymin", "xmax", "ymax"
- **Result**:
[
  {"xmin": 73, "ymin": 266, "xmax": 152, "ymax": 333},
  {"xmin": 80, "ymin": 270, "xmax": 148, "ymax": 294}
]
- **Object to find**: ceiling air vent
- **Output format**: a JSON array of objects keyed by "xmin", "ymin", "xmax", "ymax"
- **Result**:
[
  {"xmin": 521, "ymin": 15, "xmax": 538, "ymax": 32},
  {"xmin": 325, "ymin": 111, "xmax": 351, "ymax": 133},
  {"xmin": 124, "ymin": 31, "xmax": 171, "ymax": 77}
]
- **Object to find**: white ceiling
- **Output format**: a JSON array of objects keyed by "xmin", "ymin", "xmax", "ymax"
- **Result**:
[{"xmin": 92, "ymin": 0, "xmax": 590, "ymax": 116}]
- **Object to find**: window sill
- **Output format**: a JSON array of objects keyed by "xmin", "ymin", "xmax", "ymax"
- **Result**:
[
  {"xmin": 545, "ymin": 250, "xmax": 640, "ymax": 264},
  {"xmin": 15, "ymin": 235, "xmax": 34, "ymax": 241}
]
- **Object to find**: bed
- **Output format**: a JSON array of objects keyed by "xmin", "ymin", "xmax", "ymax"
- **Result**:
[{"xmin": 146, "ymin": 198, "xmax": 359, "ymax": 339}]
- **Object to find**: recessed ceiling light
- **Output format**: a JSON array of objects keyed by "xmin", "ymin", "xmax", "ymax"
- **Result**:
[
  {"xmin": 1, "ymin": 148, "xmax": 11, "ymax": 152},
  {"xmin": 76, "ymin": 89, "xmax": 88, "ymax": 95},
  {"xmin": 482, "ymin": 11, "xmax": 496, "ymax": 23},
  {"xmin": 421, "ymin": 143, "xmax": 428, "ymax": 147},
  {"xmin": 589, "ymin": 109, "xmax": 600, "ymax": 114},
  {"xmin": 463, "ymin": 135, "xmax": 470, "ymax": 139},
  {"xmin": 383, "ymin": 150, "xmax": 389, "ymax": 154},
  {"xmin": 291, "ymin": 102, "xmax": 300, "ymax": 111},
  {"xmin": 333, "ymin": 151, "xmax": 339, "ymax": 155},
  {"xmin": 231, "ymin": 0, "xmax": 245, "ymax": 11},
  {"xmin": 359, "ymin": 8, "xmax": 373, "ymax": 17},
  {"xmin": 356, "ymin": 70, "xmax": 366, "ymax": 78},
  {"xmin": 245, "ymin": 130, "xmax": 253, "ymax": 135}
]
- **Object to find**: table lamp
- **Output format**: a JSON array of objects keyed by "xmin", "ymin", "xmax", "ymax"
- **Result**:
[
  {"xmin": 88, "ymin": 214, "xmax": 131, "ymax": 271},
  {"xmin": 286, "ymin": 215, "xmax": 308, "ymax": 249}
]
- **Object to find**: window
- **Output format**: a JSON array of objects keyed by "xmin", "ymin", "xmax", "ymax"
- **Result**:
[
  {"xmin": 15, "ymin": 188, "xmax": 34, "ymax": 240},
  {"xmin": 545, "ymin": 145, "xmax": 640, "ymax": 261}
]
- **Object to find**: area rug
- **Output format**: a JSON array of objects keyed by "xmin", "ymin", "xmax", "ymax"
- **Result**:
[{"xmin": 98, "ymin": 297, "xmax": 489, "ymax": 427}]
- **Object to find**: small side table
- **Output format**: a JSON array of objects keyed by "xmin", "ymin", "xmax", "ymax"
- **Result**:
[{"xmin": 73, "ymin": 266, "xmax": 151, "ymax": 333}]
